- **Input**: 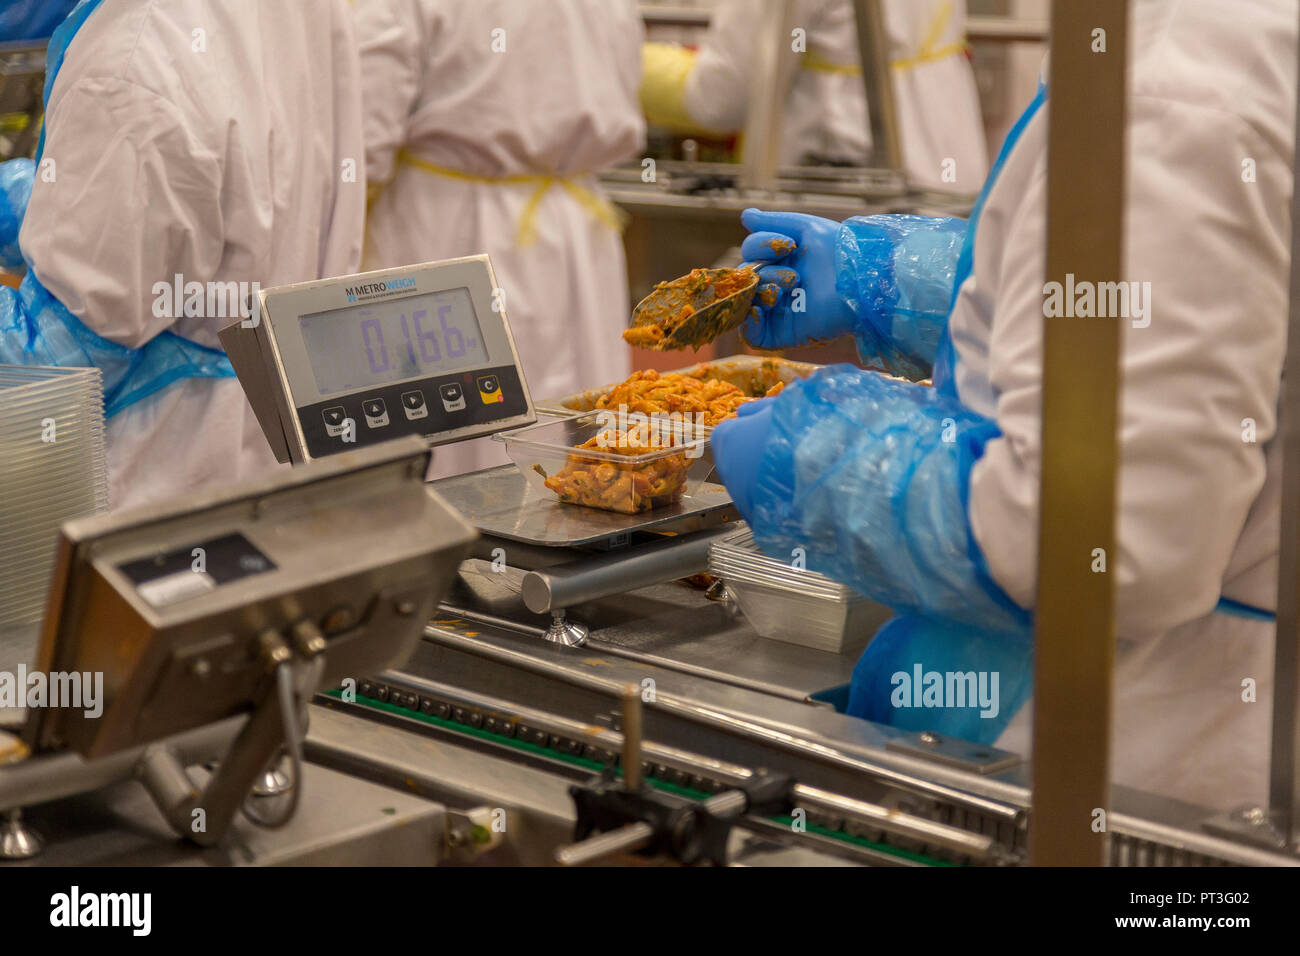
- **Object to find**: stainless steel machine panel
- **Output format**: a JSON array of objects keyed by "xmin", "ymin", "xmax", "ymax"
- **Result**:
[{"xmin": 25, "ymin": 436, "xmax": 476, "ymax": 758}]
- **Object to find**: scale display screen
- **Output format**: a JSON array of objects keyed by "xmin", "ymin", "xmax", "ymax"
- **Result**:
[
  {"xmin": 221, "ymin": 254, "xmax": 535, "ymax": 464},
  {"xmin": 299, "ymin": 287, "xmax": 487, "ymax": 396}
]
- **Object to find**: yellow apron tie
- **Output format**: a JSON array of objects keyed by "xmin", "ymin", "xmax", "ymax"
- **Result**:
[
  {"xmin": 800, "ymin": 48, "xmax": 862, "ymax": 76},
  {"xmin": 395, "ymin": 149, "xmax": 625, "ymax": 246},
  {"xmin": 891, "ymin": 1, "xmax": 969, "ymax": 73}
]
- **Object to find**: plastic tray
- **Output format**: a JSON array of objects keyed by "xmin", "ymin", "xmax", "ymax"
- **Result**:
[
  {"xmin": 709, "ymin": 528, "xmax": 889, "ymax": 655},
  {"xmin": 0, "ymin": 365, "xmax": 108, "ymax": 628}
]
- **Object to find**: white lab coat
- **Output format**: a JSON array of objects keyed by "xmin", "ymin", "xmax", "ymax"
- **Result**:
[
  {"xmin": 683, "ymin": 0, "xmax": 987, "ymax": 191},
  {"xmin": 20, "ymin": 0, "xmax": 366, "ymax": 511},
  {"xmin": 355, "ymin": 0, "xmax": 645, "ymax": 479},
  {"xmin": 881, "ymin": 0, "xmax": 987, "ymax": 191},
  {"xmin": 955, "ymin": 0, "xmax": 1294, "ymax": 811}
]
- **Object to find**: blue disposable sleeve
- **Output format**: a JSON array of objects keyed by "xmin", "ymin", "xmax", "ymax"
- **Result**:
[
  {"xmin": 835, "ymin": 215, "xmax": 967, "ymax": 381},
  {"xmin": 845, "ymin": 613, "xmax": 1033, "ymax": 745},
  {"xmin": 748, "ymin": 364, "xmax": 1030, "ymax": 636},
  {"xmin": 0, "ymin": 0, "xmax": 81, "ymax": 41},
  {"xmin": 0, "ymin": 159, "xmax": 35, "ymax": 269},
  {"xmin": 0, "ymin": 272, "xmax": 234, "ymax": 417}
]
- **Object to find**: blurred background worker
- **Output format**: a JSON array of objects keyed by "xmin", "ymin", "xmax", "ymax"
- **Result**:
[
  {"xmin": 710, "ymin": 0, "xmax": 1295, "ymax": 811},
  {"xmin": 355, "ymin": 0, "xmax": 646, "ymax": 479},
  {"xmin": 640, "ymin": 0, "xmax": 988, "ymax": 191},
  {"xmin": 0, "ymin": 0, "xmax": 366, "ymax": 510}
]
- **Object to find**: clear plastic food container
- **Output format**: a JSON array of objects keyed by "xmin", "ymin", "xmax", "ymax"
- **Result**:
[{"xmin": 496, "ymin": 413, "xmax": 714, "ymax": 514}]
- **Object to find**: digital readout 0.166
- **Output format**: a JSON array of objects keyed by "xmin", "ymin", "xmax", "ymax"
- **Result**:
[
  {"xmin": 298, "ymin": 287, "xmax": 489, "ymax": 396},
  {"xmin": 361, "ymin": 307, "xmax": 472, "ymax": 373}
]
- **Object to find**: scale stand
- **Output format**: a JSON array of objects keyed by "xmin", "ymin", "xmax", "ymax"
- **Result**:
[
  {"xmin": 543, "ymin": 611, "xmax": 589, "ymax": 647},
  {"xmin": 251, "ymin": 749, "xmax": 295, "ymax": 797},
  {"xmin": 0, "ymin": 809, "xmax": 43, "ymax": 861}
]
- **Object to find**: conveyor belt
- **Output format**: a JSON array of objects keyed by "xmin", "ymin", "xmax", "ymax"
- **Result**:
[{"xmin": 320, "ymin": 686, "xmax": 960, "ymax": 866}]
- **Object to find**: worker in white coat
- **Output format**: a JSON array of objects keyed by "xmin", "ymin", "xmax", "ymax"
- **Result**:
[
  {"xmin": 0, "ymin": 0, "xmax": 366, "ymax": 510},
  {"xmin": 641, "ymin": 0, "xmax": 987, "ymax": 191},
  {"xmin": 710, "ymin": 0, "xmax": 1294, "ymax": 812},
  {"xmin": 355, "ymin": 0, "xmax": 646, "ymax": 478}
]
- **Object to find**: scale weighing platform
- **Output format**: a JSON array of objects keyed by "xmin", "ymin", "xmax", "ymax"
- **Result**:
[{"xmin": 221, "ymin": 254, "xmax": 536, "ymax": 464}]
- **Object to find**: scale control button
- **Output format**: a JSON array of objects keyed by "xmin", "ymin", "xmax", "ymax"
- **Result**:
[
  {"xmin": 362, "ymin": 398, "xmax": 389, "ymax": 428},
  {"xmin": 477, "ymin": 374, "xmax": 503, "ymax": 405},
  {"xmin": 440, "ymin": 383, "xmax": 467, "ymax": 412},
  {"xmin": 401, "ymin": 389, "xmax": 429, "ymax": 421},
  {"xmin": 322, "ymin": 406, "xmax": 349, "ymax": 437}
]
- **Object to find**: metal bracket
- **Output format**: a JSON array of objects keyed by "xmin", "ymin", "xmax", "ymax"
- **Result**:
[
  {"xmin": 444, "ymin": 806, "xmax": 506, "ymax": 861},
  {"xmin": 886, "ymin": 731, "xmax": 1022, "ymax": 775},
  {"xmin": 1202, "ymin": 805, "xmax": 1300, "ymax": 854}
]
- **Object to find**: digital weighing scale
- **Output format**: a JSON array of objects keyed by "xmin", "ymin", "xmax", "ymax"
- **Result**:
[
  {"xmin": 220, "ymin": 255, "xmax": 536, "ymax": 464},
  {"xmin": 221, "ymin": 254, "xmax": 739, "ymax": 647}
]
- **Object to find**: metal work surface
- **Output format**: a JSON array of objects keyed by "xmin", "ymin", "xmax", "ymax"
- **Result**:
[
  {"xmin": 432, "ymin": 464, "xmax": 735, "ymax": 548},
  {"xmin": 5, "ymin": 703, "xmax": 871, "ymax": 867},
  {"xmin": 446, "ymin": 559, "xmax": 859, "ymax": 702},
  {"xmin": 314, "ymin": 692, "xmax": 970, "ymax": 866},
  {"xmin": 5, "ymin": 762, "xmax": 446, "ymax": 867},
  {"xmin": 306, "ymin": 705, "xmax": 872, "ymax": 867},
  {"xmin": 390, "ymin": 608, "xmax": 1298, "ymax": 866}
]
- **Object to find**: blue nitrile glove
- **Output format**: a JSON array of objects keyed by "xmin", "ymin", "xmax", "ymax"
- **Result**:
[
  {"xmin": 0, "ymin": 159, "xmax": 35, "ymax": 269},
  {"xmin": 738, "ymin": 208, "xmax": 856, "ymax": 350},
  {"xmin": 738, "ymin": 209, "xmax": 967, "ymax": 382},
  {"xmin": 846, "ymin": 613, "xmax": 1033, "ymax": 745},
  {"xmin": 711, "ymin": 396, "xmax": 776, "ymax": 522},
  {"xmin": 745, "ymin": 365, "xmax": 1029, "ymax": 635}
]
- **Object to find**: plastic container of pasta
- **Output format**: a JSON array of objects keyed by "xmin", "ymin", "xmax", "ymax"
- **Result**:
[{"xmin": 495, "ymin": 413, "xmax": 714, "ymax": 514}]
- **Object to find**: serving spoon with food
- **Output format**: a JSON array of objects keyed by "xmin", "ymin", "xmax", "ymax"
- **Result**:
[{"xmin": 622, "ymin": 265, "xmax": 760, "ymax": 351}]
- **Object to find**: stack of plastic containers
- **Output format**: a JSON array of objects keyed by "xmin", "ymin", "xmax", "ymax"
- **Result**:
[
  {"xmin": 0, "ymin": 365, "xmax": 109, "ymax": 628},
  {"xmin": 708, "ymin": 526, "xmax": 889, "ymax": 654}
]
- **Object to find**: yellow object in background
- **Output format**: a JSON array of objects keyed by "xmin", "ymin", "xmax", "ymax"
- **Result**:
[
  {"xmin": 800, "ymin": 49, "xmax": 861, "ymax": 76},
  {"xmin": 641, "ymin": 42, "xmax": 728, "ymax": 137}
]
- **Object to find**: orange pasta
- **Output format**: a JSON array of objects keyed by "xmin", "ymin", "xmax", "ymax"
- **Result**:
[
  {"xmin": 593, "ymin": 369, "xmax": 779, "ymax": 427},
  {"xmin": 543, "ymin": 427, "xmax": 691, "ymax": 514}
]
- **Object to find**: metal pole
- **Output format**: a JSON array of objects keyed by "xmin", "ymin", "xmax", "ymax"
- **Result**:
[
  {"xmin": 621, "ymin": 684, "xmax": 644, "ymax": 791},
  {"xmin": 850, "ymin": 0, "xmax": 904, "ymax": 175},
  {"xmin": 1266, "ymin": 0, "xmax": 1300, "ymax": 851},
  {"xmin": 1030, "ymin": 0, "xmax": 1129, "ymax": 866},
  {"xmin": 738, "ymin": 0, "xmax": 798, "ymax": 192}
]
